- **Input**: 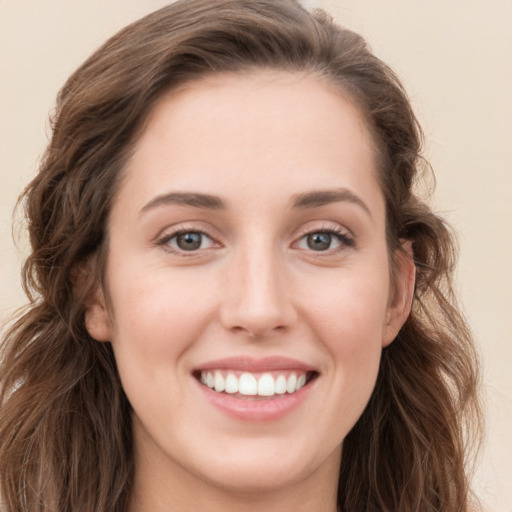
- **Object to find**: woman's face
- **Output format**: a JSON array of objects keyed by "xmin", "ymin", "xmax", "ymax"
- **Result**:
[{"xmin": 86, "ymin": 71, "xmax": 413, "ymax": 497}]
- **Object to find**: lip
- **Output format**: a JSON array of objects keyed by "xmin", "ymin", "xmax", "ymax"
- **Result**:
[
  {"xmin": 193, "ymin": 356, "xmax": 318, "ymax": 422},
  {"xmin": 193, "ymin": 356, "xmax": 316, "ymax": 373}
]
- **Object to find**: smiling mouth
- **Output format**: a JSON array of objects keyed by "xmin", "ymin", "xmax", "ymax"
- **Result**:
[{"xmin": 194, "ymin": 370, "xmax": 318, "ymax": 398}]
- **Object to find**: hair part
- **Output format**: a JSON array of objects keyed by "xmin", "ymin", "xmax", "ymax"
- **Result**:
[{"xmin": 1, "ymin": 1, "xmax": 482, "ymax": 511}]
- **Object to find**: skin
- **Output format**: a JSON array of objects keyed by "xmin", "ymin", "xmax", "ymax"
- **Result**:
[{"xmin": 86, "ymin": 71, "xmax": 415, "ymax": 512}]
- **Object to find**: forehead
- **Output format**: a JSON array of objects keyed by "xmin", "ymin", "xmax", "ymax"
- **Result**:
[
  {"xmin": 117, "ymin": 70, "xmax": 383, "ymax": 220},
  {"xmin": 142, "ymin": 70, "xmax": 374, "ymax": 152}
]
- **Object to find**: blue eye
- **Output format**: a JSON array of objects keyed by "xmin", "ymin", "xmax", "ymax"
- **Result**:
[
  {"xmin": 164, "ymin": 231, "xmax": 214, "ymax": 252},
  {"xmin": 296, "ymin": 230, "xmax": 353, "ymax": 252}
]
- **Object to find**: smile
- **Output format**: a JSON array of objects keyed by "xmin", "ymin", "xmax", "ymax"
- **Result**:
[
  {"xmin": 193, "ymin": 357, "xmax": 318, "ymax": 420},
  {"xmin": 199, "ymin": 370, "xmax": 312, "ymax": 397}
]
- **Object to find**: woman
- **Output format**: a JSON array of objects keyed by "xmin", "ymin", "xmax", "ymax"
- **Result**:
[{"xmin": 0, "ymin": 0, "xmax": 482, "ymax": 510}]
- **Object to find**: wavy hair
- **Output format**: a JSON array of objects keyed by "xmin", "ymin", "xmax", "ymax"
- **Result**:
[{"xmin": 0, "ymin": 1, "xmax": 481, "ymax": 510}]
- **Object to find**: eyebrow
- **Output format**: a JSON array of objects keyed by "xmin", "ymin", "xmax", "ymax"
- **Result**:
[
  {"xmin": 140, "ymin": 188, "xmax": 371, "ymax": 217},
  {"xmin": 140, "ymin": 192, "xmax": 225, "ymax": 215},
  {"xmin": 291, "ymin": 188, "xmax": 372, "ymax": 217}
]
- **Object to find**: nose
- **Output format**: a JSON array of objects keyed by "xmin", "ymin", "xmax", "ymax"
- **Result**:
[{"xmin": 219, "ymin": 247, "xmax": 297, "ymax": 338}]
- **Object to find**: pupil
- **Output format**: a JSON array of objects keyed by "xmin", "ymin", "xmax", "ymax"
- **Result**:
[
  {"xmin": 177, "ymin": 232, "xmax": 202, "ymax": 250},
  {"xmin": 307, "ymin": 233, "xmax": 331, "ymax": 251}
]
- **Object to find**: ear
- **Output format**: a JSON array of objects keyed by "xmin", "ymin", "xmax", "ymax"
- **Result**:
[
  {"xmin": 382, "ymin": 240, "xmax": 416, "ymax": 347},
  {"xmin": 84, "ymin": 286, "xmax": 112, "ymax": 342}
]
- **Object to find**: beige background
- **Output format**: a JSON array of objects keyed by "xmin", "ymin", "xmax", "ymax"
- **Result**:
[{"xmin": 1, "ymin": 1, "xmax": 511, "ymax": 509}]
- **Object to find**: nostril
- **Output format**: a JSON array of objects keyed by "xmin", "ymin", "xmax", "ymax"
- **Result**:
[{"xmin": 229, "ymin": 323, "xmax": 288, "ymax": 338}]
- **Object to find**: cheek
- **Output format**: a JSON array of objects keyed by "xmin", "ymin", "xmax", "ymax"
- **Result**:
[
  {"xmin": 105, "ymin": 272, "xmax": 214, "ymax": 427},
  {"xmin": 321, "ymin": 298, "xmax": 384, "ymax": 386},
  {"xmin": 106, "ymin": 266, "xmax": 218, "ymax": 375},
  {"xmin": 303, "ymin": 267, "xmax": 389, "ymax": 401},
  {"xmin": 306, "ymin": 268, "xmax": 390, "ymax": 347}
]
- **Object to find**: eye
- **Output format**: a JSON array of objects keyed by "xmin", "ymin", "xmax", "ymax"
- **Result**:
[
  {"xmin": 162, "ymin": 231, "xmax": 216, "ymax": 252},
  {"xmin": 307, "ymin": 232, "xmax": 338, "ymax": 251},
  {"xmin": 295, "ymin": 229, "xmax": 354, "ymax": 252}
]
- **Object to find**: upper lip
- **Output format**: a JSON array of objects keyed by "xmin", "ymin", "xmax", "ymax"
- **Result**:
[{"xmin": 193, "ymin": 356, "xmax": 317, "ymax": 373}]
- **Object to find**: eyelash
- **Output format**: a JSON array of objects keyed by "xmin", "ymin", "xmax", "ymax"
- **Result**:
[
  {"xmin": 295, "ymin": 226, "xmax": 355, "ymax": 252},
  {"xmin": 157, "ymin": 228, "xmax": 217, "ymax": 255},
  {"xmin": 156, "ymin": 226, "xmax": 355, "ymax": 255}
]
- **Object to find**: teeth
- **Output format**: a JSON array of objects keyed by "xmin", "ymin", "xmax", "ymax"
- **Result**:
[
  {"xmin": 214, "ymin": 372, "xmax": 225, "ymax": 392},
  {"xmin": 239, "ymin": 373, "xmax": 257, "ymax": 395},
  {"xmin": 225, "ymin": 373, "xmax": 239, "ymax": 394},
  {"xmin": 200, "ymin": 370, "xmax": 309, "ymax": 396},
  {"xmin": 275, "ymin": 375, "xmax": 287, "ymax": 394},
  {"xmin": 257, "ymin": 373, "xmax": 275, "ymax": 396},
  {"xmin": 286, "ymin": 374, "xmax": 297, "ymax": 394}
]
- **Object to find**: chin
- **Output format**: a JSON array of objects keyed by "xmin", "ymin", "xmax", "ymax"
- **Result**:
[
  {"xmin": 196, "ymin": 459, "xmax": 310, "ymax": 494},
  {"xmin": 185, "ymin": 437, "xmax": 340, "ymax": 494}
]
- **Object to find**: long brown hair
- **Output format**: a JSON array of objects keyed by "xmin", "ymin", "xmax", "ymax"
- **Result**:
[{"xmin": 0, "ymin": 1, "xmax": 482, "ymax": 510}]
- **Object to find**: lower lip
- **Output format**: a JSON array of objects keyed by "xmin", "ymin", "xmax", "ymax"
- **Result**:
[{"xmin": 196, "ymin": 379, "xmax": 313, "ymax": 422}]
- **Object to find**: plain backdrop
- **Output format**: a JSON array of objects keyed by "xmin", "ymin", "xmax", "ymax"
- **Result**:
[{"xmin": 1, "ymin": 1, "xmax": 511, "ymax": 510}]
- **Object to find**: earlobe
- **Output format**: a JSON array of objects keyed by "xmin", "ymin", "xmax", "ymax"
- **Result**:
[
  {"xmin": 84, "ymin": 287, "xmax": 112, "ymax": 342},
  {"xmin": 382, "ymin": 240, "xmax": 416, "ymax": 347}
]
